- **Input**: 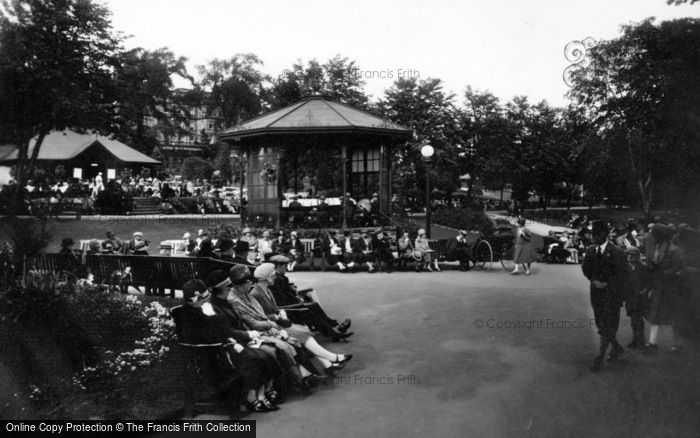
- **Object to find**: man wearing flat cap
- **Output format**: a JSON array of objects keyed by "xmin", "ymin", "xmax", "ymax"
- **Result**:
[
  {"xmin": 582, "ymin": 220, "xmax": 630, "ymax": 372},
  {"xmin": 125, "ymin": 231, "xmax": 149, "ymax": 255}
]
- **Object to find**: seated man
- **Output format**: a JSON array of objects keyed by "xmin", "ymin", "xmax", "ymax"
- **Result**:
[
  {"xmin": 125, "ymin": 232, "xmax": 149, "ymax": 255},
  {"xmin": 357, "ymin": 229, "xmax": 377, "ymax": 272},
  {"xmin": 322, "ymin": 229, "xmax": 346, "ymax": 271},
  {"xmin": 396, "ymin": 231, "xmax": 414, "ymax": 271},
  {"xmin": 445, "ymin": 230, "xmax": 473, "ymax": 271},
  {"xmin": 266, "ymin": 255, "xmax": 352, "ymax": 342},
  {"xmin": 374, "ymin": 231, "xmax": 395, "ymax": 273},
  {"xmin": 101, "ymin": 230, "xmax": 123, "ymax": 254}
]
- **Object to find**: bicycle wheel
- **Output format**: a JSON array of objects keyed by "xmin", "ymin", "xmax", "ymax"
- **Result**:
[
  {"xmin": 500, "ymin": 245, "xmax": 515, "ymax": 272},
  {"xmin": 474, "ymin": 240, "xmax": 493, "ymax": 271}
]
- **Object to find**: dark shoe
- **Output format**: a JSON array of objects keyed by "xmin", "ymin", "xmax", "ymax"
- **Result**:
[
  {"xmin": 337, "ymin": 318, "xmax": 352, "ymax": 332},
  {"xmin": 627, "ymin": 341, "xmax": 640, "ymax": 349},
  {"xmin": 329, "ymin": 353, "xmax": 353, "ymax": 371},
  {"xmin": 265, "ymin": 389, "xmax": 282, "ymax": 405},
  {"xmin": 262, "ymin": 397, "xmax": 279, "ymax": 411},
  {"xmin": 245, "ymin": 399, "xmax": 270, "ymax": 413},
  {"xmin": 331, "ymin": 329, "xmax": 354, "ymax": 342},
  {"xmin": 608, "ymin": 344, "xmax": 624, "ymax": 361},
  {"xmin": 590, "ymin": 356, "xmax": 603, "ymax": 373}
]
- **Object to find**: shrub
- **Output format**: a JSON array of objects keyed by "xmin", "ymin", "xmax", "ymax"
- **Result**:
[{"xmin": 433, "ymin": 207, "xmax": 494, "ymax": 235}]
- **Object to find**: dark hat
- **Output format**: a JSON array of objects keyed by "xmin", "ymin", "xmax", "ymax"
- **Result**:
[
  {"xmin": 182, "ymin": 279, "xmax": 208, "ymax": 301},
  {"xmin": 206, "ymin": 270, "xmax": 231, "ymax": 289},
  {"xmin": 61, "ymin": 237, "xmax": 75, "ymax": 247},
  {"xmin": 590, "ymin": 220, "xmax": 608, "ymax": 235},
  {"xmin": 319, "ymin": 195, "xmax": 326, "ymax": 200},
  {"xmin": 329, "ymin": 229, "xmax": 337, "ymax": 234},
  {"xmin": 626, "ymin": 223, "xmax": 638, "ymax": 232},
  {"xmin": 228, "ymin": 264, "xmax": 250, "ymax": 285},
  {"xmin": 269, "ymin": 254, "xmax": 290, "ymax": 264}
]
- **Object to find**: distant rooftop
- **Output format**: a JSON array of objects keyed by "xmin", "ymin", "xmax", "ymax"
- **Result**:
[{"xmin": 0, "ymin": 130, "xmax": 159, "ymax": 164}]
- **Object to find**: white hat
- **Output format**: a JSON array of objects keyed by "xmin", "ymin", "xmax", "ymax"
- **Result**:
[
  {"xmin": 183, "ymin": 232, "xmax": 191, "ymax": 239},
  {"xmin": 418, "ymin": 229, "xmax": 426, "ymax": 236},
  {"xmin": 253, "ymin": 263, "xmax": 276, "ymax": 279},
  {"xmin": 133, "ymin": 231, "xmax": 143, "ymax": 237}
]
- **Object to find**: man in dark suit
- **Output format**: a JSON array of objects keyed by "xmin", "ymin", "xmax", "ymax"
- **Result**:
[
  {"xmin": 582, "ymin": 220, "xmax": 630, "ymax": 372},
  {"xmin": 445, "ymin": 230, "xmax": 473, "ymax": 271}
]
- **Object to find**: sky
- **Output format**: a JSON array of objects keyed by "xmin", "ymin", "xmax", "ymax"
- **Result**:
[{"xmin": 105, "ymin": 0, "xmax": 699, "ymax": 107}]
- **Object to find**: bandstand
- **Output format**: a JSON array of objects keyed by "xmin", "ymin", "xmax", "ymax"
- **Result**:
[{"xmin": 217, "ymin": 95, "xmax": 411, "ymax": 228}]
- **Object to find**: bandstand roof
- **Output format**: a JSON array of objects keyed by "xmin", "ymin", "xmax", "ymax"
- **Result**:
[{"xmin": 218, "ymin": 95, "xmax": 411, "ymax": 141}]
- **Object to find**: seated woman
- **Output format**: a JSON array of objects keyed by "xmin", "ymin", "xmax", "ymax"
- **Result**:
[
  {"xmin": 240, "ymin": 228, "xmax": 258, "ymax": 264},
  {"xmin": 179, "ymin": 277, "xmax": 281, "ymax": 413},
  {"xmin": 258, "ymin": 257, "xmax": 352, "ymax": 342},
  {"xmin": 228, "ymin": 265, "xmax": 352, "ymax": 377},
  {"xmin": 225, "ymin": 266, "xmax": 327, "ymax": 393},
  {"xmin": 414, "ymin": 229, "xmax": 436, "ymax": 272}
]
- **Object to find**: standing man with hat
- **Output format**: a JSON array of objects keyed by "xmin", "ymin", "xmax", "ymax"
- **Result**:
[{"xmin": 582, "ymin": 220, "xmax": 630, "ymax": 372}]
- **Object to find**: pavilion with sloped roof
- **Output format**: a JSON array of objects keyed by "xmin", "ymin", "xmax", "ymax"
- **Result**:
[
  {"xmin": 0, "ymin": 130, "xmax": 159, "ymax": 182},
  {"xmin": 217, "ymin": 95, "xmax": 412, "ymax": 227}
]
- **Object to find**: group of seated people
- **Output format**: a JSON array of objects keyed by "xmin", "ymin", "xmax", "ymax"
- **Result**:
[
  {"xmin": 176, "ymin": 254, "xmax": 353, "ymax": 416},
  {"xmin": 542, "ymin": 231, "xmax": 585, "ymax": 264},
  {"xmin": 66, "ymin": 225, "xmax": 484, "ymax": 274},
  {"xmin": 321, "ymin": 227, "xmax": 475, "ymax": 273}
]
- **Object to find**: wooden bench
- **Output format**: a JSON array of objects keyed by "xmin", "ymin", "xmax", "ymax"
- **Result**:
[
  {"xmin": 85, "ymin": 255, "xmax": 252, "ymax": 296},
  {"xmin": 428, "ymin": 239, "xmax": 449, "ymax": 261},
  {"xmin": 170, "ymin": 304, "xmax": 242, "ymax": 417}
]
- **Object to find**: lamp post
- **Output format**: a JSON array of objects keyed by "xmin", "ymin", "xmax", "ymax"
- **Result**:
[
  {"xmin": 465, "ymin": 172, "xmax": 472, "ymax": 206},
  {"xmin": 420, "ymin": 144, "xmax": 434, "ymax": 238}
]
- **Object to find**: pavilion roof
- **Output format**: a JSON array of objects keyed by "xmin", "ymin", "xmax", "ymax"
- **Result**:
[
  {"xmin": 0, "ymin": 130, "xmax": 159, "ymax": 164},
  {"xmin": 218, "ymin": 95, "xmax": 411, "ymax": 141}
]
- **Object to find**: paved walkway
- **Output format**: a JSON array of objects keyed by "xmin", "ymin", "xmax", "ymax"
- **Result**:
[{"xmin": 188, "ymin": 266, "xmax": 699, "ymax": 437}]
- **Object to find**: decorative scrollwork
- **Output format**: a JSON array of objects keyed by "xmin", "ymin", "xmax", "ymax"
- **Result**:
[{"xmin": 563, "ymin": 37, "xmax": 597, "ymax": 87}]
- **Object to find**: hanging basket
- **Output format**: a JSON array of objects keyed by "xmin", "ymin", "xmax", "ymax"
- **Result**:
[{"xmin": 260, "ymin": 162, "xmax": 277, "ymax": 184}]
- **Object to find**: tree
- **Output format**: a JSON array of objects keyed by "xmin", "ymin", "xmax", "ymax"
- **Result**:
[
  {"xmin": 461, "ymin": 88, "xmax": 510, "ymax": 200},
  {"xmin": 181, "ymin": 156, "xmax": 213, "ymax": 181},
  {"xmin": 568, "ymin": 18, "xmax": 700, "ymax": 214},
  {"xmin": 197, "ymin": 53, "xmax": 269, "ymax": 130},
  {"xmin": 0, "ymin": 0, "xmax": 123, "ymax": 209},
  {"xmin": 269, "ymin": 55, "xmax": 369, "ymax": 109},
  {"xmin": 377, "ymin": 77, "xmax": 463, "ymax": 203},
  {"xmin": 111, "ymin": 48, "xmax": 193, "ymax": 154}
]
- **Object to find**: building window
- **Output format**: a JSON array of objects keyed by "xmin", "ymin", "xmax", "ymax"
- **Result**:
[{"xmin": 350, "ymin": 148, "xmax": 380, "ymax": 197}]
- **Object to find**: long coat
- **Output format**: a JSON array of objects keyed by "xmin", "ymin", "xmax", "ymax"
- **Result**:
[
  {"xmin": 646, "ymin": 242, "xmax": 687, "ymax": 325},
  {"xmin": 582, "ymin": 242, "xmax": 629, "ymax": 337}
]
